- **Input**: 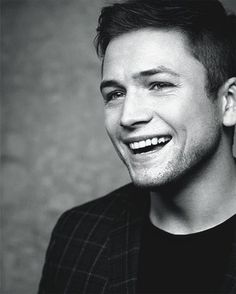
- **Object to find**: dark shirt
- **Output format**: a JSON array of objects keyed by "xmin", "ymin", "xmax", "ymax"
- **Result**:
[{"xmin": 136, "ymin": 214, "xmax": 236, "ymax": 294}]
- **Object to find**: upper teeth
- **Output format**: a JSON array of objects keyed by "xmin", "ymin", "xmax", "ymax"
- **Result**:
[{"xmin": 129, "ymin": 137, "xmax": 170, "ymax": 150}]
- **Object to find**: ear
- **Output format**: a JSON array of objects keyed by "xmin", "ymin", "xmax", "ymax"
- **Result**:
[{"xmin": 220, "ymin": 77, "xmax": 236, "ymax": 127}]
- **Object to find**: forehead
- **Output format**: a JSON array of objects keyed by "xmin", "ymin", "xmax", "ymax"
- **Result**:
[{"xmin": 102, "ymin": 28, "xmax": 203, "ymax": 79}]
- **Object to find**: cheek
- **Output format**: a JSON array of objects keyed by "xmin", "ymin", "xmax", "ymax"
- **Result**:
[
  {"xmin": 167, "ymin": 91, "xmax": 213, "ymax": 125},
  {"xmin": 104, "ymin": 110, "xmax": 120, "ymax": 138},
  {"xmin": 179, "ymin": 101, "xmax": 221, "ymax": 148},
  {"xmin": 154, "ymin": 93, "xmax": 219, "ymax": 145},
  {"xmin": 187, "ymin": 99, "xmax": 220, "ymax": 129}
]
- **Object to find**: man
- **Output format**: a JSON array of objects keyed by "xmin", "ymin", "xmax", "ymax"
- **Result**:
[{"xmin": 38, "ymin": 0, "xmax": 236, "ymax": 293}]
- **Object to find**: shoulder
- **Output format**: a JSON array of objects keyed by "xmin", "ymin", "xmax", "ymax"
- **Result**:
[
  {"xmin": 38, "ymin": 183, "xmax": 149, "ymax": 293},
  {"xmin": 52, "ymin": 182, "xmax": 141, "ymax": 237},
  {"xmin": 42, "ymin": 183, "xmax": 145, "ymax": 270}
]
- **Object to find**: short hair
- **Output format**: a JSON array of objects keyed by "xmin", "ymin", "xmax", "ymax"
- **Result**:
[{"xmin": 95, "ymin": 0, "xmax": 236, "ymax": 96}]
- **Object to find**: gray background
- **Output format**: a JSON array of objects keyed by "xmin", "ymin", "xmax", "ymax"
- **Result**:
[{"xmin": 1, "ymin": 0, "xmax": 236, "ymax": 293}]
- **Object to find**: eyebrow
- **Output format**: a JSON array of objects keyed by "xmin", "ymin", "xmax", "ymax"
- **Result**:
[
  {"xmin": 134, "ymin": 66, "xmax": 180, "ymax": 79},
  {"xmin": 100, "ymin": 66, "xmax": 180, "ymax": 92},
  {"xmin": 100, "ymin": 80, "xmax": 124, "ymax": 93}
]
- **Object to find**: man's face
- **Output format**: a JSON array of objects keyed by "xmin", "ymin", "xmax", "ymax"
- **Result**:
[{"xmin": 100, "ymin": 29, "xmax": 223, "ymax": 188}]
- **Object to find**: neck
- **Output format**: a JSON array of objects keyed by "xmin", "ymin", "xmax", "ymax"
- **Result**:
[{"xmin": 150, "ymin": 151, "xmax": 236, "ymax": 235}]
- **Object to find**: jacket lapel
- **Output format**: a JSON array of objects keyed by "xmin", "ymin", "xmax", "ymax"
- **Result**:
[{"xmin": 108, "ymin": 186, "xmax": 149, "ymax": 294}]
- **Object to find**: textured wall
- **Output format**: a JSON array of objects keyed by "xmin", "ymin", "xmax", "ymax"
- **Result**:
[{"xmin": 1, "ymin": 0, "xmax": 236, "ymax": 293}]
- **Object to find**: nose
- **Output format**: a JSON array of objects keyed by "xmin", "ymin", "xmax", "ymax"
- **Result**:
[{"xmin": 120, "ymin": 90, "xmax": 153, "ymax": 128}]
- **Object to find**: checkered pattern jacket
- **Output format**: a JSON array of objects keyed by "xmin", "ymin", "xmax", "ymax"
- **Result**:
[{"xmin": 38, "ymin": 183, "xmax": 236, "ymax": 294}]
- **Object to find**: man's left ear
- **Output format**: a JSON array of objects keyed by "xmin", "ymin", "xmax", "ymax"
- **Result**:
[{"xmin": 220, "ymin": 77, "xmax": 236, "ymax": 127}]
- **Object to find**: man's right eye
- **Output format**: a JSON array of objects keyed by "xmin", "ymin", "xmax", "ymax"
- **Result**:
[{"xmin": 105, "ymin": 91, "xmax": 125, "ymax": 102}]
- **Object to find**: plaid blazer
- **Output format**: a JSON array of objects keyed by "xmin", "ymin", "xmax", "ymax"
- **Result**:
[{"xmin": 38, "ymin": 183, "xmax": 236, "ymax": 294}]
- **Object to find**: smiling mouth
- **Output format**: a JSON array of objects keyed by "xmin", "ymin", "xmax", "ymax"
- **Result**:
[{"xmin": 128, "ymin": 136, "xmax": 172, "ymax": 155}]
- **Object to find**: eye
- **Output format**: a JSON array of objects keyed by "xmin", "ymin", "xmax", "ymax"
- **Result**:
[
  {"xmin": 149, "ymin": 82, "xmax": 175, "ymax": 90},
  {"xmin": 105, "ymin": 90, "xmax": 125, "ymax": 103}
]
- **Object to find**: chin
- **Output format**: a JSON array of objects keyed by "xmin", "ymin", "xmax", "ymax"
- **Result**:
[
  {"xmin": 126, "ymin": 156, "xmax": 196, "ymax": 189},
  {"xmin": 128, "ymin": 168, "xmax": 178, "ymax": 189}
]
